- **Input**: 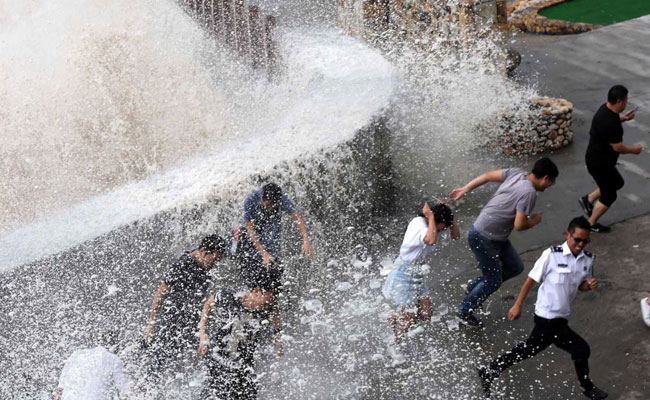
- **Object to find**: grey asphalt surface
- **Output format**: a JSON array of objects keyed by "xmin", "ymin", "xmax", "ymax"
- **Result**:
[
  {"xmin": 449, "ymin": 16, "xmax": 650, "ymax": 399},
  {"xmin": 508, "ymin": 15, "xmax": 650, "ymax": 253}
]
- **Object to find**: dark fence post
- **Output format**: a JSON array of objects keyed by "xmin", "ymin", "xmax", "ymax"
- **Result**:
[
  {"xmin": 249, "ymin": 6, "xmax": 266, "ymax": 70},
  {"xmin": 234, "ymin": 0, "xmax": 251, "ymax": 61},
  {"xmin": 212, "ymin": 0, "xmax": 225, "ymax": 37},
  {"xmin": 223, "ymin": 0, "xmax": 237, "ymax": 47},
  {"xmin": 264, "ymin": 15, "xmax": 277, "ymax": 76}
]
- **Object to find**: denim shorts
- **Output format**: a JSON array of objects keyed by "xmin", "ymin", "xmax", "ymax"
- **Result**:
[{"xmin": 382, "ymin": 257, "xmax": 430, "ymax": 306}]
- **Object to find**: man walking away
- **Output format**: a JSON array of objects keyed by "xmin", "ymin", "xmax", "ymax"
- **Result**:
[
  {"xmin": 478, "ymin": 217, "xmax": 608, "ymax": 400},
  {"xmin": 451, "ymin": 158, "xmax": 558, "ymax": 326},
  {"xmin": 579, "ymin": 84, "xmax": 642, "ymax": 232}
]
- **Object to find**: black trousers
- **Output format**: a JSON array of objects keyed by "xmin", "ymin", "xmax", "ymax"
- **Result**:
[
  {"xmin": 490, "ymin": 315, "xmax": 594, "ymax": 390},
  {"xmin": 202, "ymin": 357, "xmax": 257, "ymax": 400}
]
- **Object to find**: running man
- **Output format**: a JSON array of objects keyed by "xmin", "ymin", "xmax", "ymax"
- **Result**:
[
  {"xmin": 478, "ymin": 217, "xmax": 608, "ymax": 400},
  {"xmin": 451, "ymin": 158, "xmax": 558, "ymax": 326},
  {"xmin": 579, "ymin": 84, "xmax": 642, "ymax": 233}
]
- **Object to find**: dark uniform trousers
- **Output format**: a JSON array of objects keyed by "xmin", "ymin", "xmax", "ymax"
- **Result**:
[{"xmin": 490, "ymin": 315, "xmax": 594, "ymax": 390}]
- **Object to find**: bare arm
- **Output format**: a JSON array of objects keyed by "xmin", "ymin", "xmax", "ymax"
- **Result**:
[
  {"xmin": 198, "ymin": 295, "xmax": 215, "ymax": 356},
  {"xmin": 246, "ymin": 220, "xmax": 274, "ymax": 267},
  {"xmin": 290, "ymin": 211, "xmax": 314, "ymax": 258},
  {"xmin": 508, "ymin": 277, "xmax": 537, "ymax": 320},
  {"xmin": 610, "ymin": 142, "xmax": 642, "ymax": 155},
  {"xmin": 513, "ymin": 210, "xmax": 543, "ymax": 231},
  {"xmin": 450, "ymin": 217, "xmax": 461, "ymax": 241},
  {"xmin": 143, "ymin": 282, "xmax": 168, "ymax": 341},
  {"xmin": 449, "ymin": 170, "xmax": 504, "ymax": 201},
  {"xmin": 422, "ymin": 204, "xmax": 438, "ymax": 245}
]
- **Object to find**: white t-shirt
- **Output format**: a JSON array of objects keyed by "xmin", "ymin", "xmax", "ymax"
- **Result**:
[
  {"xmin": 398, "ymin": 217, "xmax": 449, "ymax": 264},
  {"xmin": 57, "ymin": 346, "xmax": 132, "ymax": 400},
  {"xmin": 529, "ymin": 242, "xmax": 594, "ymax": 319}
]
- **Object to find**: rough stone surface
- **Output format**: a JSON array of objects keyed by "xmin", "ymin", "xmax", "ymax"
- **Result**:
[
  {"xmin": 485, "ymin": 96, "xmax": 573, "ymax": 155},
  {"xmin": 506, "ymin": 0, "xmax": 600, "ymax": 34}
]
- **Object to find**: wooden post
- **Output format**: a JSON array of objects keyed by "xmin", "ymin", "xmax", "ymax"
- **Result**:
[
  {"xmin": 264, "ymin": 15, "xmax": 278, "ymax": 76},
  {"xmin": 212, "ymin": 0, "xmax": 225, "ymax": 37},
  {"xmin": 222, "ymin": 0, "xmax": 237, "ymax": 47},
  {"xmin": 249, "ymin": 6, "xmax": 266, "ymax": 70},
  {"xmin": 496, "ymin": 0, "xmax": 507, "ymax": 25},
  {"xmin": 234, "ymin": 0, "xmax": 251, "ymax": 61}
]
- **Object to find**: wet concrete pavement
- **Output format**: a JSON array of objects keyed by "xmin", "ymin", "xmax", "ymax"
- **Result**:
[
  {"xmin": 508, "ymin": 15, "xmax": 650, "ymax": 254},
  {"xmin": 444, "ymin": 16, "xmax": 650, "ymax": 399}
]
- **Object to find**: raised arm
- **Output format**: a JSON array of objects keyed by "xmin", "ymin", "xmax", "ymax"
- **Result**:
[
  {"xmin": 449, "ymin": 169, "xmax": 504, "ymax": 201},
  {"xmin": 508, "ymin": 277, "xmax": 537, "ymax": 320},
  {"xmin": 422, "ymin": 203, "xmax": 438, "ymax": 245},
  {"xmin": 197, "ymin": 295, "xmax": 215, "ymax": 356},
  {"xmin": 143, "ymin": 281, "xmax": 168, "ymax": 342},
  {"xmin": 290, "ymin": 211, "xmax": 314, "ymax": 258}
]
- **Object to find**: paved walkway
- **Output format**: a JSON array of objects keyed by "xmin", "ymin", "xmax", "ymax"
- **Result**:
[
  {"xmin": 509, "ymin": 15, "xmax": 650, "ymax": 254},
  {"xmin": 454, "ymin": 16, "xmax": 650, "ymax": 399}
]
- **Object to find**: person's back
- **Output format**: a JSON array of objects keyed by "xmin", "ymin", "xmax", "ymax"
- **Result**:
[
  {"xmin": 473, "ymin": 168, "xmax": 537, "ymax": 241},
  {"xmin": 56, "ymin": 346, "xmax": 131, "ymax": 400}
]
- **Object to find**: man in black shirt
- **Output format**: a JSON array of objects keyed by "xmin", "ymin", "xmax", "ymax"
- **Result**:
[
  {"xmin": 579, "ymin": 85, "xmax": 642, "ymax": 232},
  {"xmin": 143, "ymin": 234, "xmax": 229, "ymax": 370},
  {"xmin": 197, "ymin": 287, "xmax": 274, "ymax": 399}
]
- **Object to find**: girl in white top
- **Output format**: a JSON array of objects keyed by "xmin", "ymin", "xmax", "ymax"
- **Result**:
[{"xmin": 383, "ymin": 200, "xmax": 460, "ymax": 341}]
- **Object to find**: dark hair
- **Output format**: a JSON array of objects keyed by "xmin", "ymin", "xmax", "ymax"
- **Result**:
[
  {"xmin": 418, "ymin": 200, "xmax": 453, "ymax": 228},
  {"xmin": 567, "ymin": 216, "xmax": 591, "ymax": 233},
  {"xmin": 607, "ymin": 85, "xmax": 628, "ymax": 104},
  {"xmin": 532, "ymin": 157, "xmax": 559, "ymax": 180},
  {"xmin": 199, "ymin": 234, "xmax": 229, "ymax": 255},
  {"xmin": 261, "ymin": 183, "xmax": 283, "ymax": 205}
]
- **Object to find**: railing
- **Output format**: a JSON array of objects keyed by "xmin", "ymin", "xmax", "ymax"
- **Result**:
[{"xmin": 180, "ymin": 0, "xmax": 279, "ymax": 75}]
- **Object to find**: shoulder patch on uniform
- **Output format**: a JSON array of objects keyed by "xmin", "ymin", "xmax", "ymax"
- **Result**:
[
  {"xmin": 551, "ymin": 245, "xmax": 563, "ymax": 253},
  {"xmin": 583, "ymin": 250, "xmax": 594, "ymax": 258}
]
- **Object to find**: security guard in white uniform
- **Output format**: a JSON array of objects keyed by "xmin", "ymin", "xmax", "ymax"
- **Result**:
[{"xmin": 478, "ymin": 217, "xmax": 608, "ymax": 400}]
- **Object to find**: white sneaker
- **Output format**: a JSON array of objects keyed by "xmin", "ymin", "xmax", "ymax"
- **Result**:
[{"xmin": 641, "ymin": 297, "xmax": 650, "ymax": 328}]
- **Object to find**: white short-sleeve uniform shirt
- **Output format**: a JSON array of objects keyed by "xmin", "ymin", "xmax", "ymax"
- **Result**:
[
  {"xmin": 57, "ymin": 346, "xmax": 132, "ymax": 400},
  {"xmin": 528, "ymin": 242, "xmax": 594, "ymax": 320}
]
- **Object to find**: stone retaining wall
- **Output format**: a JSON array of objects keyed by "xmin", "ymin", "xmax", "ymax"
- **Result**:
[
  {"xmin": 491, "ymin": 97, "xmax": 573, "ymax": 155},
  {"xmin": 507, "ymin": 0, "xmax": 600, "ymax": 34},
  {"xmin": 337, "ymin": 0, "xmax": 498, "ymax": 44}
]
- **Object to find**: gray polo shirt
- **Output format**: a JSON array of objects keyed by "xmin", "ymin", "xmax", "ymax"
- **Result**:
[{"xmin": 473, "ymin": 168, "xmax": 537, "ymax": 241}]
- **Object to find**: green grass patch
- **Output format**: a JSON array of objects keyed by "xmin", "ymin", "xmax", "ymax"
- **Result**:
[{"xmin": 539, "ymin": 0, "xmax": 650, "ymax": 26}]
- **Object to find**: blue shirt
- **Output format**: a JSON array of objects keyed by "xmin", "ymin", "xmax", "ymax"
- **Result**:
[{"xmin": 243, "ymin": 189, "xmax": 296, "ymax": 257}]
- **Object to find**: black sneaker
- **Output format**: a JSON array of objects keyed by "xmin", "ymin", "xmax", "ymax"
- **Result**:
[
  {"xmin": 458, "ymin": 312, "xmax": 483, "ymax": 327},
  {"xmin": 578, "ymin": 195, "xmax": 594, "ymax": 218},
  {"xmin": 477, "ymin": 366, "xmax": 497, "ymax": 398},
  {"xmin": 583, "ymin": 386, "xmax": 608, "ymax": 400},
  {"xmin": 590, "ymin": 223, "xmax": 611, "ymax": 233}
]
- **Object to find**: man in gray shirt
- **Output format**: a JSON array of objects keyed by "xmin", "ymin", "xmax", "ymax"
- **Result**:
[{"xmin": 450, "ymin": 157, "xmax": 558, "ymax": 326}]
